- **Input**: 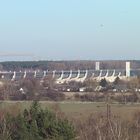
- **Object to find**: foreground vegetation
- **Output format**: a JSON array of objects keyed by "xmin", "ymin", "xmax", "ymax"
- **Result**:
[
  {"xmin": 0, "ymin": 101, "xmax": 75, "ymax": 140},
  {"xmin": 1, "ymin": 101, "xmax": 140, "ymax": 140}
]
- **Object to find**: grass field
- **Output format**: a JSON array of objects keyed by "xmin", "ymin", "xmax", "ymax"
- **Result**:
[{"xmin": 0, "ymin": 101, "xmax": 140, "ymax": 120}]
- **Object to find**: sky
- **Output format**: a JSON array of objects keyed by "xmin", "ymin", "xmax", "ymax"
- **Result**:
[{"xmin": 0, "ymin": 0, "xmax": 140, "ymax": 61}]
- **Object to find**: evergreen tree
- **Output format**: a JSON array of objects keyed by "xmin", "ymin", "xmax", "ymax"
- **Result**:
[{"xmin": 100, "ymin": 78, "xmax": 108, "ymax": 87}]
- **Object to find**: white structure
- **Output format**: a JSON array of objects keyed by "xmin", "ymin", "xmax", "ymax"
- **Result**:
[
  {"xmin": 57, "ymin": 70, "xmax": 64, "ymax": 81},
  {"xmin": 96, "ymin": 70, "xmax": 102, "ymax": 81},
  {"xmin": 126, "ymin": 62, "xmax": 130, "ymax": 77},
  {"xmin": 64, "ymin": 70, "xmax": 72, "ymax": 83},
  {"xmin": 106, "ymin": 70, "xmax": 116, "ymax": 82},
  {"xmin": 105, "ymin": 70, "xmax": 109, "ymax": 78},
  {"xmin": 95, "ymin": 62, "xmax": 100, "ymax": 70},
  {"xmin": 52, "ymin": 70, "xmax": 56, "ymax": 78},
  {"xmin": 34, "ymin": 71, "xmax": 37, "ymax": 78},
  {"xmin": 56, "ymin": 70, "xmax": 64, "ymax": 84},
  {"xmin": 43, "ymin": 71, "xmax": 47, "ymax": 78},
  {"xmin": 0, "ymin": 61, "xmax": 134, "ymax": 83},
  {"xmin": 11, "ymin": 71, "xmax": 16, "ymax": 81},
  {"xmin": 23, "ymin": 71, "xmax": 27, "ymax": 78},
  {"xmin": 79, "ymin": 87, "xmax": 86, "ymax": 92},
  {"xmin": 77, "ymin": 70, "xmax": 88, "ymax": 82},
  {"xmin": 70, "ymin": 70, "xmax": 80, "ymax": 81}
]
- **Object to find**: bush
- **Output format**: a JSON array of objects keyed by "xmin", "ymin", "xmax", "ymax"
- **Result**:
[{"xmin": 46, "ymin": 90, "xmax": 65, "ymax": 101}]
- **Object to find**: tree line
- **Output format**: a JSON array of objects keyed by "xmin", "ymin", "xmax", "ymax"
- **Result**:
[{"xmin": 1, "ymin": 60, "xmax": 140, "ymax": 71}]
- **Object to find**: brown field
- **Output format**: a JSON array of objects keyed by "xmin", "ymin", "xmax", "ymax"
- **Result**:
[{"xmin": 0, "ymin": 101, "xmax": 140, "ymax": 120}]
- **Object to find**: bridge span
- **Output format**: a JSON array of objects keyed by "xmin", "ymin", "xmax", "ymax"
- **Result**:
[{"xmin": 0, "ymin": 62, "xmax": 139, "ymax": 83}]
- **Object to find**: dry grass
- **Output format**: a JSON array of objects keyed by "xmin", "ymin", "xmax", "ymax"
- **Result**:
[{"xmin": 0, "ymin": 101, "xmax": 140, "ymax": 121}]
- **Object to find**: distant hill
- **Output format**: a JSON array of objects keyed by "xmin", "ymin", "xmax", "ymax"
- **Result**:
[{"xmin": 0, "ymin": 60, "xmax": 140, "ymax": 71}]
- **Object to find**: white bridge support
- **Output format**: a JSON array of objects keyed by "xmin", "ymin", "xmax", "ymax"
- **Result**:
[
  {"xmin": 76, "ymin": 70, "xmax": 81, "ymax": 80},
  {"xmin": 43, "ymin": 71, "xmax": 47, "ymax": 78},
  {"xmin": 77, "ymin": 70, "xmax": 88, "ymax": 82},
  {"xmin": 110, "ymin": 70, "xmax": 117, "ymax": 82},
  {"xmin": 34, "ymin": 71, "xmax": 37, "ymax": 78},
  {"xmin": 95, "ymin": 62, "xmax": 100, "ymax": 70},
  {"xmin": 97, "ymin": 70, "xmax": 102, "ymax": 81},
  {"xmin": 82, "ymin": 70, "xmax": 88, "ymax": 82},
  {"xmin": 105, "ymin": 70, "xmax": 109, "ymax": 78},
  {"xmin": 99, "ymin": 70, "xmax": 102, "ymax": 77},
  {"xmin": 106, "ymin": 70, "xmax": 116, "ymax": 82},
  {"xmin": 56, "ymin": 70, "xmax": 64, "ymax": 84},
  {"xmin": 126, "ymin": 62, "xmax": 130, "ymax": 77},
  {"xmin": 67, "ymin": 70, "xmax": 72, "ymax": 80},
  {"xmin": 11, "ymin": 71, "xmax": 16, "ymax": 81},
  {"xmin": 70, "ymin": 70, "xmax": 80, "ymax": 82},
  {"xmin": 74, "ymin": 70, "xmax": 80, "ymax": 81},
  {"xmin": 40, "ymin": 71, "xmax": 47, "ymax": 83},
  {"xmin": 64, "ymin": 70, "xmax": 72, "ymax": 83},
  {"xmin": 58, "ymin": 70, "xmax": 64, "ymax": 81},
  {"xmin": 23, "ymin": 71, "xmax": 27, "ymax": 78},
  {"xmin": 118, "ymin": 72, "xmax": 121, "ymax": 77},
  {"xmin": 52, "ymin": 70, "xmax": 56, "ymax": 79}
]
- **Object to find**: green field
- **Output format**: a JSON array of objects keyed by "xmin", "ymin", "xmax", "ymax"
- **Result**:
[{"xmin": 0, "ymin": 101, "xmax": 140, "ymax": 120}]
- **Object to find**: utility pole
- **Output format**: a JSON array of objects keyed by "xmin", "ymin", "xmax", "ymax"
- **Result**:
[{"xmin": 106, "ymin": 95, "xmax": 111, "ymax": 139}]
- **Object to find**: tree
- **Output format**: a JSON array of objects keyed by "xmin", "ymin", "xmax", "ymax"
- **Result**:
[
  {"xmin": 20, "ymin": 79, "xmax": 41, "ymax": 100},
  {"xmin": 43, "ymin": 74, "xmax": 55, "ymax": 90},
  {"xmin": 100, "ymin": 78, "xmax": 108, "ymax": 87},
  {"xmin": 0, "ymin": 101, "xmax": 76, "ymax": 140},
  {"xmin": 113, "ymin": 77, "xmax": 120, "ymax": 85}
]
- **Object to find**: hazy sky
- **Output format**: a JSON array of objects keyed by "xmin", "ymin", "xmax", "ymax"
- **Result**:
[{"xmin": 0, "ymin": 0, "xmax": 140, "ymax": 60}]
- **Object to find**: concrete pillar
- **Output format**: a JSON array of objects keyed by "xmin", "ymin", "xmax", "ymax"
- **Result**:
[
  {"xmin": 84, "ymin": 70, "xmax": 88, "ymax": 79},
  {"xmin": 77, "ymin": 70, "xmax": 80, "ymax": 79},
  {"xmin": 34, "ymin": 71, "xmax": 37, "ymax": 78},
  {"xmin": 126, "ymin": 62, "xmax": 130, "ymax": 77},
  {"xmin": 112, "ymin": 70, "xmax": 115, "ymax": 77},
  {"xmin": 59, "ymin": 70, "xmax": 64, "ymax": 80},
  {"xmin": 12, "ymin": 71, "xmax": 16, "ymax": 81},
  {"xmin": 95, "ymin": 62, "xmax": 100, "ymax": 70},
  {"xmin": 23, "ymin": 71, "xmax": 27, "ymax": 78},
  {"xmin": 105, "ymin": 70, "xmax": 109, "ymax": 77},
  {"xmin": 68, "ymin": 70, "xmax": 72, "ymax": 79},
  {"xmin": 43, "ymin": 71, "xmax": 46, "ymax": 78},
  {"xmin": 99, "ymin": 70, "xmax": 102, "ymax": 77},
  {"xmin": 52, "ymin": 70, "xmax": 56, "ymax": 78}
]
